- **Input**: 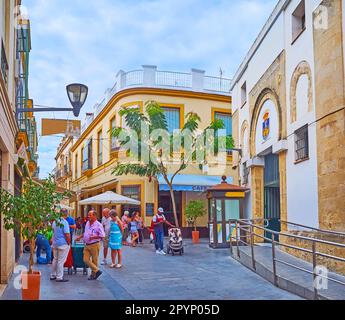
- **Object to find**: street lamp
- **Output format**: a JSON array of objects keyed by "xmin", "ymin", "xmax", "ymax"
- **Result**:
[
  {"xmin": 16, "ymin": 83, "xmax": 88, "ymax": 118},
  {"xmin": 66, "ymin": 83, "xmax": 88, "ymax": 117}
]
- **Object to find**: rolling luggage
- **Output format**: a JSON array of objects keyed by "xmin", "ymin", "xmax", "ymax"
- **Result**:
[
  {"xmin": 64, "ymin": 246, "xmax": 74, "ymax": 275},
  {"xmin": 72, "ymin": 242, "xmax": 88, "ymax": 275}
]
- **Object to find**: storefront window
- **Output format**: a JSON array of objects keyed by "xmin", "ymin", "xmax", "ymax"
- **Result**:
[{"xmin": 122, "ymin": 185, "xmax": 141, "ymax": 214}]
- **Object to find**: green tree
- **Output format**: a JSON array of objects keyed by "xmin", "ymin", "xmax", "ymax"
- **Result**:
[
  {"xmin": 0, "ymin": 176, "xmax": 70, "ymax": 273},
  {"xmin": 185, "ymin": 200, "xmax": 207, "ymax": 231},
  {"xmin": 111, "ymin": 101, "xmax": 233, "ymax": 228}
]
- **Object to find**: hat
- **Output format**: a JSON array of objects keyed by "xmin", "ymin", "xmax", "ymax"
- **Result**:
[
  {"xmin": 158, "ymin": 208, "xmax": 164, "ymax": 213},
  {"xmin": 124, "ymin": 211, "xmax": 130, "ymax": 216}
]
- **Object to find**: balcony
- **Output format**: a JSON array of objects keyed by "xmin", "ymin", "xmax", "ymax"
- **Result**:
[
  {"xmin": 86, "ymin": 66, "xmax": 232, "ymax": 125},
  {"xmin": 55, "ymin": 169, "xmax": 62, "ymax": 180},
  {"xmin": 64, "ymin": 164, "xmax": 71, "ymax": 176}
]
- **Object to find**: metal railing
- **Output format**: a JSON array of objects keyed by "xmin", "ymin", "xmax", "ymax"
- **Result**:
[
  {"xmin": 229, "ymin": 219, "xmax": 345, "ymax": 300},
  {"xmin": 156, "ymin": 71, "xmax": 192, "ymax": 88},
  {"xmin": 124, "ymin": 70, "xmax": 144, "ymax": 87},
  {"xmin": 204, "ymin": 76, "xmax": 231, "ymax": 93}
]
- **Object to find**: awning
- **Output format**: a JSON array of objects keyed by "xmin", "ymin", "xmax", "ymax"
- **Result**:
[
  {"xmin": 158, "ymin": 175, "xmax": 233, "ymax": 192},
  {"xmin": 78, "ymin": 191, "xmax": 141, "ymax": 206}
]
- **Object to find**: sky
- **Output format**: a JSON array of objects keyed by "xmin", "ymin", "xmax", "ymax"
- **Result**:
[{"xmin": 24, "ymin": 0, "xmax": 278, "ymax": 178}]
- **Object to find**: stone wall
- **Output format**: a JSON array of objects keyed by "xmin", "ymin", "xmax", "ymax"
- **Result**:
[
  {"xmin": 280, "ymin": 231, "xmax": 345, "ymax": 275},
  {"xmin": 313, "ymin": 0, "xmax": 345, "ymax": 232}
]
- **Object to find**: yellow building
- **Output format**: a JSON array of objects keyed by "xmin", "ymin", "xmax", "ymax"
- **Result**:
[
  {"xmin": 0, "ymin": 1, "xmax": 38, "ymax": 284},
  {"xmin": 68, "ymin": 66, "xmax": 234, "ymax": 236},
  {"xmin": 55, "ymin": 136, "xmax": 74, "ymax": 191}
]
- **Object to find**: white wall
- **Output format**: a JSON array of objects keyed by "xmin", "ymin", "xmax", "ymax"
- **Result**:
[
  {"xmin": 231, "ymin": 0, "xmax": 323, "ymax": 227},
  {"xmin": 284, "ymin": 0, "xmax": 320, "ymax": 228}
]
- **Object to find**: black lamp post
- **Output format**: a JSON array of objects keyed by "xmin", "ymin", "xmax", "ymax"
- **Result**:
[{"xmin": 16, "ymin": 83, "xmax": 88, "ymax": 117}]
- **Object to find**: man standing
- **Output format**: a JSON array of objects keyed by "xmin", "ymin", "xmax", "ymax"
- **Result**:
[
  {"xmin": 153, "ymin": 208, "xmax": 174, "ymax": 255},
  {"xmin": 76, "ymin": 210, "xmax": 105, "ymax": 280},
  {"xmin": 50, "ymin": 216, "xmax": 71, "ymax": 282},
  {"xmin": 101, "ymin": 208, "xmax": 111, "ymax": 265}
]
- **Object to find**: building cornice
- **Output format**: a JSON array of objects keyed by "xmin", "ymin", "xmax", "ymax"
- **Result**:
[{"xmin": 71, "ymin": 87, "xmax": 231, "ymax": 153}]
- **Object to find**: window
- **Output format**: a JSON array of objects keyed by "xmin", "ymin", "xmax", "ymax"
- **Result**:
[
  {"xmin": 82, "ymin": 139, "xmax": 93, "ymax": 172},
  {"xmin": 215, "ymin": 112, "xmax": 232, "ymax": 137},
  {"xmin": 122, "ymin": 186, "xmax": 140, "ymax": 201},
  {"xmin": 162, "ymin": 107, "xmax": 181, "ymax": 133},
  {"xmin": 241, "ymin": 82, "xmax": 247, "ymax": 106},
  {"xmin": 75, "ymin": 154, "xmax": 78, "ymax": 179},
  {"xmin": 292, "ymin": 0, "xmax": 306, "ymax": 43},
  {"xmin": 97, "ymin": 130, "xmax": 103, "ymax": 165},
  {"xmin": 1, "ymin": 41, "xmax": 8, "ymax": 84},
  {"xmin": 295, "ymin": 125, "xmax": 309, "ymax": 162},
  {"xmin": 121, "ymin": 185, "xmax": 141, "ymax": 213}
]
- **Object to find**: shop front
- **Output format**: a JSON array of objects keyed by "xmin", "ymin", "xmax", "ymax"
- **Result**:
[{"xmin": 158, "ymin": 175, "xmax": 225, "ymax": 237}]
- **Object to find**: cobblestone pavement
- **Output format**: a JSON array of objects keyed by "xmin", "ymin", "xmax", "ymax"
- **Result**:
[{"xmin": 1, "ymin": 240, "xmax": 301, "ymax": 300}]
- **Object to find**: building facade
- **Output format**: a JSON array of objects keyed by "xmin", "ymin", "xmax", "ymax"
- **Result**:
[
  {"xmin": 67, "ymin": 66, "xmax": 234, "ymax": 235},
  {"xmin": 0, "ymin": 1, "xmax": 38, "ymax": 284},
  {"xmin": 231, "ymin": 0, "xmax": 345, "ymax": 239}
]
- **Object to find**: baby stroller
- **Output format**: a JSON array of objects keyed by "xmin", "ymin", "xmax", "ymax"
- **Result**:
[{"xmin": 166, "ymin": 228, "xmax": 184, "ymax": 256}]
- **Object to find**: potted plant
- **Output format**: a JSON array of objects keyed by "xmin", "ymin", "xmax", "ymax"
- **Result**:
[
  {"xmin": 185, "ymin": 200, "xmax": 207, "ymax": 244},
  {"xmin": 0, "ymin": 176, "xmax": 68, "ymax": 300}
]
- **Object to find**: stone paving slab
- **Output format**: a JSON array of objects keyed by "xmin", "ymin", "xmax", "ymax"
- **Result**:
[
  {"xmin": 1, "ymin": 240, "xmax": 300, "ymax": 300},
  {"xmin": 235, "ymin": 245, "xmax": 345, "ymax": 300}
]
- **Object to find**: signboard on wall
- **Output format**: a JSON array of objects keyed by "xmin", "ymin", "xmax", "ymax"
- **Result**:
[
  {"xmin": 146, "ymin": 203, "xmax": 155, "ymax": 217},
  {"xmin": 41, "ymin": 119, "xmax": 81, "ymax": 137}
]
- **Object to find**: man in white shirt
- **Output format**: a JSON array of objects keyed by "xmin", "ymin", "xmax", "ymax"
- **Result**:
[{"xmin": 101, "ymin": 208, "xmax": 112, "ymax": 265}]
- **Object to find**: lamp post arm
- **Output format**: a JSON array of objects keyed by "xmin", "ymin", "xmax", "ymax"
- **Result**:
[{"xmin": 17, "ymin": 107, "xmax": 74, "ymax": 113}]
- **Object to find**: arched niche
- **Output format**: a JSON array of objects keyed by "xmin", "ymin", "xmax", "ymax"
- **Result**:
[
  {"xmin": 290, "ymin": 61, "xmax": 313, "ymax": 123},
  {"xmin": 249, "ymin": 88, "xmax": 282, "ymax": 157}
]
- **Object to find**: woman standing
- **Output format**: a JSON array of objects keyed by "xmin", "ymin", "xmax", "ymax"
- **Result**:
[
  {"xmin": 137, "ymin": 211, "xmax": 145, "ymax": 244},
  {"xmin": 109, "ymin": 210, "xmax": 123, "ymax": 269},
  {"xmin": 129, "ymin": 212, "xmax": 139, "ymax": 247}
]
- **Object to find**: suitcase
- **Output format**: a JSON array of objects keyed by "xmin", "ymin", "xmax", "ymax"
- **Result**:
[
  {"xmin": 72, "ymin": 243, "xmax": 88, "ymax": 275},
  {"xmin": 64, "ymin": 247, "xmax": 74, "ymax": 275}
]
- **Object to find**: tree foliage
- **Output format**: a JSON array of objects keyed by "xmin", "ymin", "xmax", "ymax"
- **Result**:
[
  {"xmin": 185, "ymin": 200, "xmax": 207, "ymax": 231},
  {"xmin": 0, "ymin": 176, "xmax": 70, "ymax": 273},
  {"xmin": 111, "ymin": 100, "xmax": 234, "ymax": 227}
]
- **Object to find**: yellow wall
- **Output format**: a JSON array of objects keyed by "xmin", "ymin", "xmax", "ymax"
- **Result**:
[{"xmin": 69, "ymin": 89, "xmax": 233, "ymax": 224}]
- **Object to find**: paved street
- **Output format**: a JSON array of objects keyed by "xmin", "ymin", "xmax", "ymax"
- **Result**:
[{"xmin": 1, "ymin": 240, "xmax": 300, "ymax": 300}]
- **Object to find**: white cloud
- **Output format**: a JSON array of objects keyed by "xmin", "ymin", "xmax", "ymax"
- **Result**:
[{"xmin": 24, "ymin": 0, "xmax": 277, "ymax": 178}]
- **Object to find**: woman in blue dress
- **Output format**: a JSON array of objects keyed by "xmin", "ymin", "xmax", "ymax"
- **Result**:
[{"xmin": 109, "ymin": 210, "xmax": 124, "ymax": 268}]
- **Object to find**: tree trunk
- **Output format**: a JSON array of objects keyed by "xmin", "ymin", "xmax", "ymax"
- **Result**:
[
  {"xmin": 29, "ymin": 239, "xmax": 35, "ymax": 274},
  {"xmin": 168, "ymin": 183, "xmax": 180, "ymax": 228}
]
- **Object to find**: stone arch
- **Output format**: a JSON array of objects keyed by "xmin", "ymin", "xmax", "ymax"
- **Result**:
[
  {"xmin": 249, "ymin": 88, "xmax": 283, "ymax": 157},
  {"xmin": 290, "ymin": 61, "xmax": 313, "ymax": 123},
  {"xmin": 240, "ymin": 120, "xmax": 249, "ymax": 158}
]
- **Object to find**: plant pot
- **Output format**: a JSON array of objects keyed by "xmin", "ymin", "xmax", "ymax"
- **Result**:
[
  {"xmin": 21, "ymin": 271, "xmax": 41, "ymax": 300},
  {"xmin": 192, "ymin": 231, "xmax": 200, "ymax": 244}
]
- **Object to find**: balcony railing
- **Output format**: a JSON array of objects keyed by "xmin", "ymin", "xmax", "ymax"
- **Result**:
[
  {"xmin": 204, "ymin": 76, "xmax": 231, "ymax": 93},
  {"xmin": 84, "ymin": 66, "xmax": 232, "ymax": 133},
  {"xmin": 156, "ymin": 71, "xmax": 192, "ymax": 88}
]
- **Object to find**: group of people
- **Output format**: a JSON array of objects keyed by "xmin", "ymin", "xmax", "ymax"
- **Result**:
[{"xmin": 40, "ymin": 206, "xmax": 174, "ymax": 282}]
